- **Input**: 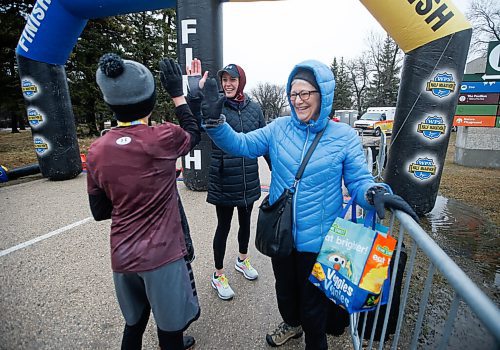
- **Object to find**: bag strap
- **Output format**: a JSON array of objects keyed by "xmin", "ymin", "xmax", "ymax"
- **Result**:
[
  {"xmin": 293, "ymin": 125, "xmax": 327, "ymax": 186},
  {"xmin": 340, "ymin": 192, "xmax": 357, "ymax": 218},
  {"xmin": 363, "ymin": 210, "xmax": 377, "ymax": 229},
  {"xmin": 340, "ymin": 192, "xmax": 376, "ymax": 229}
]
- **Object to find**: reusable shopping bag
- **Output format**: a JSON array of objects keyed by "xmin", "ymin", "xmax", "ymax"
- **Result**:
[
  {"xmin": 256, "ymin": 127, "xmax": 326, "ymax": 258},
  {"xmin": 309, "ymin": 194, "xmax": 396, "ymax": 314}
]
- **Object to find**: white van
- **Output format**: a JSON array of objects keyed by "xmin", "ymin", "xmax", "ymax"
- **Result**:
[{"xmin": 353, "ymin": 107, "xmax": 396, "ymax": 136}]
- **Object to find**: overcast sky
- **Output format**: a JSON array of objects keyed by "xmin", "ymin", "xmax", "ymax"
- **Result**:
[{"xmin": 222, "ymin": 0, "xmax": 473, "ymax": 91}]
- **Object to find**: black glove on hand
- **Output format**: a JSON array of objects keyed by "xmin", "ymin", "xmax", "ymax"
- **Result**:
[
  {"xmin": 186, "ymin": 92, "xmax": 203, "ymax": 116},
  {"xmin": 159, "ymin": 58, "xmax": 184, "ymax": 98},
  {"xmin": 201, "ymin": 77, "xmax": 225, "ymax": 128},
  {"xmin": 187, "ymin": 75, "xmax": 202, "ymax": 97},
  {"xmin": 367, "ymin": 186, "xmax": 419, "ymax": 223}
]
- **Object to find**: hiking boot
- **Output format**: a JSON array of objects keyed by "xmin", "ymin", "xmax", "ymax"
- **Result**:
[
  {"xmin": 266, "ymin": 321, "xmax": 303, "ymax": 347},
  {"xmin": 234, "ymin": 257, "xmax": 259, "ymax": 280},
  {"xmin": 211, "ymin": 273, "xmax": 235, "ymax": 300}
]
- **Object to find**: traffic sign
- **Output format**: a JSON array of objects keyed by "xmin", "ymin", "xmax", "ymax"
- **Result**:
[
  {"xmin": 458, "ymin": 93, "xmax": 499, "ymax": 105},
  {"xmin": 460, "ymin": 82, "xmax": 500, "ymax": 93},
  {"xmin": 453, "ymin": 116, "xmax": 497, "ymax": 127},
  {"xmin": 455, "ymin": 104, "xmax": 498, "ymax": 116}
]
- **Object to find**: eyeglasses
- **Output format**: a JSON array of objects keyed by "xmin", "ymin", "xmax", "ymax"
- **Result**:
[{"xmin": 289, "ymin": 90, "xmax": 319, "ymax": 101}]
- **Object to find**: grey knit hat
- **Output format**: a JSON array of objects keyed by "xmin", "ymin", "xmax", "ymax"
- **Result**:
[
  {"xmin": 291, "ymin": 68, "xmax": 320, "ymax": 92},
  {"xmin": 96, "ymin": 53, "xmax": 156, "ymax": 122}
]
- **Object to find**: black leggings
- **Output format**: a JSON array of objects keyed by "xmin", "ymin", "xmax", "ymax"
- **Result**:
[
  {"xmin": 271, "ymin": 250, "xmax": 330, "ymax": 350},
  {"xmin": 213, "ymin": 204, "xmax": 254, "ymax": 270},
  {"xmin": 121, "ymin": 305, "xmax": 184, "ymax": 350}
]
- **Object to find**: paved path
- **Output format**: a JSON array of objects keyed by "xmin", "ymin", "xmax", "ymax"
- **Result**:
[{"xmin": 0, "ymin": 158, "xmax": 353, "ymax": 350}]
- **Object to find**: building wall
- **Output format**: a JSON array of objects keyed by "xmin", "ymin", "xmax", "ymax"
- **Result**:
[{"xmin": 455, "ymin": 127, "xmax": 500, "ymax": 168}]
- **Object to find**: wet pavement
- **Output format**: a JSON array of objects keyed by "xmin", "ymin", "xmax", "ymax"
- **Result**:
[
  {"xmin": 0, "ymin": 159, "xmax": 354, "ymax": 350},
  {"xmin": 0, "ymin": 159, "xmax": 498, "ymax": 349}
]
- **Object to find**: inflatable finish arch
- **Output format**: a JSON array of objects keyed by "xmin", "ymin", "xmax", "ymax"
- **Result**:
[{"xmin": 16, "ymin": 0, "xmax": 471, "ymax": 214}]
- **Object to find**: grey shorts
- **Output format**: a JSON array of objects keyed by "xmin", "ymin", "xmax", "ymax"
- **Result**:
[{"xmin": 113, "ymin": 257, "xmax": 200, "ymax": 332}]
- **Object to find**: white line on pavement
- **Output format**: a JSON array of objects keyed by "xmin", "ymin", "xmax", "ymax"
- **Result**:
[{"xmin": 0, "ymin": 217, "xmax": 93, "ymax": 258}]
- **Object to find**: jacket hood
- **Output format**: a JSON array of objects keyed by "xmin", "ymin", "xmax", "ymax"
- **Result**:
[{"xmin": 286, "ymin": 60, "xmax": 335, "ymax": 133}]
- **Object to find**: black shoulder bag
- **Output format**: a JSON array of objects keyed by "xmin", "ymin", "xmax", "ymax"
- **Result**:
[{"xmin": 255, "ymin": 126, "xmax": 326, "ymax": 258}]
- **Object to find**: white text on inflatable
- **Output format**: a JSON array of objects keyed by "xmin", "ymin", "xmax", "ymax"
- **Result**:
[
  {"xmin": 18, "ymin": 0, "xmax": 52, "ymax": 53},
  {"xmin": 184, "ymin": 150, "xmax": 201, "ymax": 170},
  {"xmin": 181, "ymin": 19, "xmax": 197, "ymax": 94}
]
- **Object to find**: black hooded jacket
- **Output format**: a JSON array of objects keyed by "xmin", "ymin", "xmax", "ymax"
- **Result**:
[{"xmin": 207, "ymin": 95, "xmax": 266, "ymax": 207}]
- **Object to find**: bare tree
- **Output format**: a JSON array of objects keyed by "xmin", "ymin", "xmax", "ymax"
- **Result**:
[
  {"xmin": 466, "ymin": 0, "xmax": 500, "ymax": 57},
  {"xmin": 346, "ymin": 57, "xmax": 370, "ymax": 116},
  {"xmin": 250, "ymin": 83, "xmax": 288, "ymax": 122}
]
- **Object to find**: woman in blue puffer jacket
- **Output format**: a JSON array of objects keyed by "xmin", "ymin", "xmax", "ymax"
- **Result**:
[{"xmin": 201, "ymin": 59, "xmax": 418, "ymax": 349}]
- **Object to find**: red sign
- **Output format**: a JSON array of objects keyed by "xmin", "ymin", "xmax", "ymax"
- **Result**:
[
  {"xmin": 453, "ymin": 116, "xmax": 497, "ymax": 127},
  {"xmin": 457, "ymin": 93, "xmax": 499, "ymax": 105}
]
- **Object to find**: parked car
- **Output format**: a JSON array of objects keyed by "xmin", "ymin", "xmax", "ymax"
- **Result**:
[{"xmin": 354, "ymin": 107, "xmax": 396, "ymax": 136}]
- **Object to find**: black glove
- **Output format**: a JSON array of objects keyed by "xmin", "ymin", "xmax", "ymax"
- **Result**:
[
  {"xmin": 367, "ymin": 186, "xmax": 419, "ymax": 223},
  {"xmin": 159, "ymin": 58, "xmax": 184, "ymax": 98},
  {"xmin": 201, "ymin": 77, "xmax": 225, "ymax": 128},
  {"xmin": 187, "ymin": 75, "xmax": 202, "ymax": 98},
  {"xmin": 186, "ymin": 93, "xmax": 203, "ymax": 116}
]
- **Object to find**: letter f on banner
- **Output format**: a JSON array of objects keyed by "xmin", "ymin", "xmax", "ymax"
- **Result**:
[
  {"xmin": 182, "ymin": 19, "xmax": 196, "ymax": 63},
  {"xmin": 181, "ymin": 19, "xmax": 197, "ymax": 93}
]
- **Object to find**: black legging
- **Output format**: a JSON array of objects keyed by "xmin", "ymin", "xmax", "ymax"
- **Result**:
[
  {"xmin": 121, "ymin": 305, "xmax": 184, "ymax": 350},
  {"xmin": 213, "ymin": 204, "xmax": 254, "ymax": 270},
  {"xmin": 271, "ymin": 250, "xmax": 330, "ymax": 350}
]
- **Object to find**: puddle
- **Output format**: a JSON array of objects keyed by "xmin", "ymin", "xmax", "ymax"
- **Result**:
[
  {"xmin": 418, "ymin": 196, "xmax": 499, "ymax": 349},
  {"xmin": 423, "ymin": 195, "xmax": 499, "ymax": 289}
]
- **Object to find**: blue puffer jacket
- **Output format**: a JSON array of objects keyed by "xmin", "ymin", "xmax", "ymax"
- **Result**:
[{"xmin": 206, "ymin": 60, "xmax": 389, "ymax": 253}]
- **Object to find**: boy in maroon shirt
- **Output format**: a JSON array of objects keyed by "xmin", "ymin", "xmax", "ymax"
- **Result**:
[{"xmin": 87, "ymin": 54, "xmax": 200, "ymax": 350}]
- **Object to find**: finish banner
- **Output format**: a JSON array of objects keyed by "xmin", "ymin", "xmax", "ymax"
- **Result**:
[
  {"xmin": 16, "ymin": 0, "xmax": 175, "ymax": 65},
  {"xmin": 360, "ymin": 0, "xmax": 471, "ymax": 52}
]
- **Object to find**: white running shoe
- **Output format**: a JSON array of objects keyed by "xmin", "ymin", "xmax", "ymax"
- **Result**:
[
  {"xmin": 211, "ymin": 273, "xmax": 235, "ymax": 300},
  {"xmin": 235, "ymin": 257, "xmax": 259, "ymax": 280}
]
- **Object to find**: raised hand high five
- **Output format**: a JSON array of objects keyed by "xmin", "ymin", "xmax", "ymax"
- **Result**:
[
  {"xmin": 186, "ymin": 58, "xmax": 209, "ymax": 98},
  {"xmin": 159, "ymin": 58, "xmax": 184, "ymax": 98},
  {"xmin": 201, "ymin": 77, "xmax": 225, "ymax": 128}
]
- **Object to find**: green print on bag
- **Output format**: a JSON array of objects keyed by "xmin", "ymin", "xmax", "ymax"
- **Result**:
[
  {"xmin": 330, "ymin": 222, "xmax": 347, "ymax": 236},
  {"xmin": 318, "ymin": 218, "xmax": 375, "ymax": 284}
]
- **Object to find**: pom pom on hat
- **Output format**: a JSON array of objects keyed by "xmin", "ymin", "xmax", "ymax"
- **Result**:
[
  {"xmin": 98, "ymin": 53, "xmax": 125, "ymax": 78},
  {"xmin": 96, "ymin": 53, "xmax": 156, "ymax": 122}
]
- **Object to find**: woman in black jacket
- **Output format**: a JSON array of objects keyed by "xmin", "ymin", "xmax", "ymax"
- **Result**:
[{"xmin": 187, "ymin": 59, "xmax": 269, "ymax": 300}]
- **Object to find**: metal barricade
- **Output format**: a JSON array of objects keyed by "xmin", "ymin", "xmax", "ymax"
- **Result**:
[
  {"xmin": 359, "ymin": 132, "xmax": 387, "ymax": 182},
  {"xmin": 349, "ymin": 211, "xmax": 500, "ymax": 349}
]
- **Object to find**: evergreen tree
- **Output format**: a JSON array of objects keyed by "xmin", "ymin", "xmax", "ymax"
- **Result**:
[
  {"xmin": 0, "ymin": 0, "xmax": 33, "ymax": 132},
  {"xmin": 365, "ymin": 34, "xmax": 401, "ymax": 107},
  {"xmin": 330, "ymin": 57, "xmax": 353, "ymax": 113},
  {"xmin": 66, "ymin": 9, "xmax": 177, "ymax": 134},
  {"xmin": 67, "ymin": 17, "xmax": 129, "ymax": 136},
  {"xmin": 122, "ymin": 9, "xmax": 177, "ymax": 125}
]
